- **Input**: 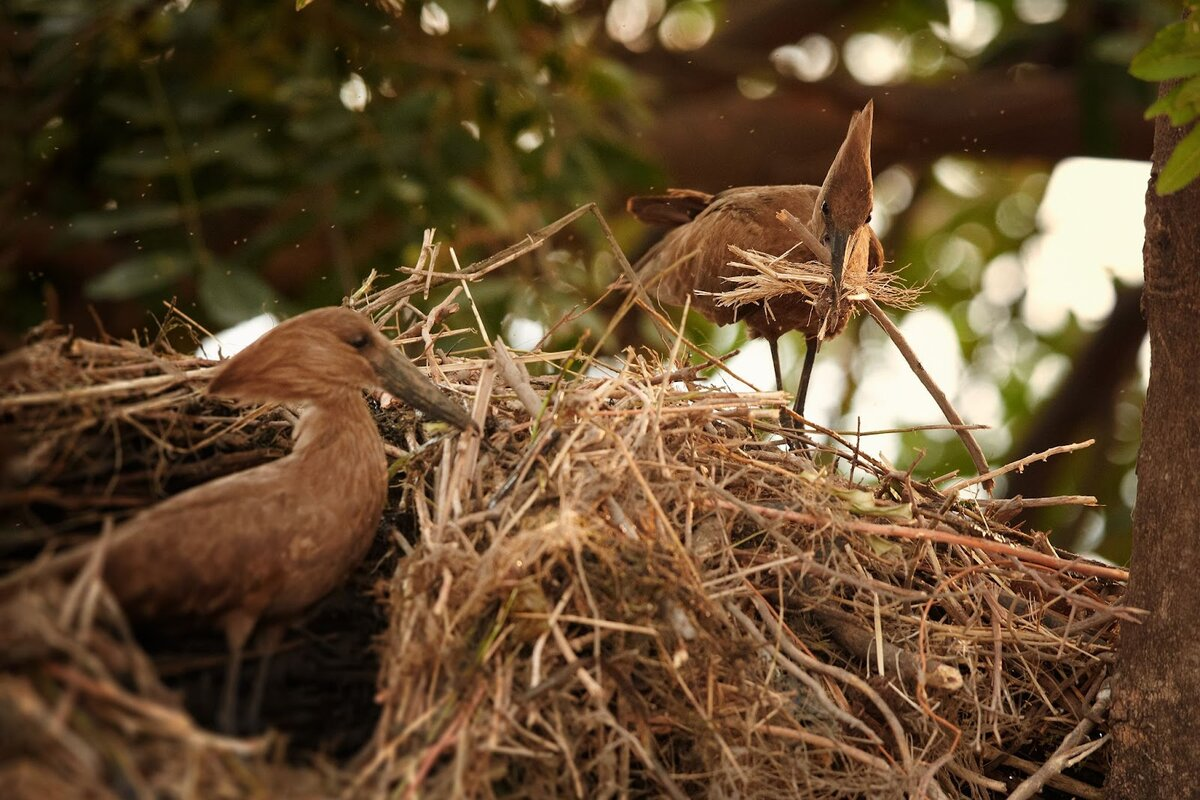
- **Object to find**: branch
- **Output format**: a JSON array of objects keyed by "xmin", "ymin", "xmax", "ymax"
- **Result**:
[
  {"xmin": 860, "ymin": 298, "xmax": 992, "ymax": 490},
  {"xmin": 942, "ymin": 440, "xmax": 1095, "ymax": 498}
]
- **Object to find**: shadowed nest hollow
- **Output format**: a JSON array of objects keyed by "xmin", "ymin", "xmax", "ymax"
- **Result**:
[{"xmin": 0, "ymin": 214, "xmax": 1134, "ymax": 799}]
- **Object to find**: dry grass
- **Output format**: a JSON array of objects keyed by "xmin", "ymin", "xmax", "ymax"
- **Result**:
[
  {"xmin": 0, "ymin": 208, "xmax": 1135, "ymax": 799},
  {"xmin": 707, "ymin": 245, "xmax": 922, "ymax": 314}
]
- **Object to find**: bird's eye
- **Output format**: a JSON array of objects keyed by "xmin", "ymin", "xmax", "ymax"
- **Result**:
[
  {"xmin": 348, "ymin": 333, "xmax": 370, "ymax": 350},
  {"xmin": 821, "ymin": 201, "xmax": 830, "ymax": 216},
  {"xmin": 865, "ymin": 212, "xmax": 872, "ymax": 224}
]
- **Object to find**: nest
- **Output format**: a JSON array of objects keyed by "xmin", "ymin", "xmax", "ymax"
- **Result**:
[{"xmin": 0, "ymin": 212, "xmax": 1135, "ymax": 799}]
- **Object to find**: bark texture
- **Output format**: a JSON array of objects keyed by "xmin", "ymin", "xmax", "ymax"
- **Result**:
[{"xmin": 1108, "ymin": 86, "xmax": 1200, "ymax": 797}]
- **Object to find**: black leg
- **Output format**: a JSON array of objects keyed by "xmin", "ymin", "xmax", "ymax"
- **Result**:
[
  {"xmin": 767, "ymin": 337, "xmax": 784, "ymax": 392},
  {"xmin": 793, "ymin": 335, "xmax": 820, "ymax": 421},
  {"xmin": 768, "ymin": 338, "xmax": 789, "ymax": 427}
]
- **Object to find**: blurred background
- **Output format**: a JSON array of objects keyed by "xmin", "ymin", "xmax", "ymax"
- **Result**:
[{"xmin": 1, "ymin": 0, "xmax": 1168, "ymax": 561}]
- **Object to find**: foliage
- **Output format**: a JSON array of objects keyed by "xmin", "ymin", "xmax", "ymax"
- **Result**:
[
  {"xmin": 1, "ymin": 0, "xmax": 1171, "ymax": 562},
  {"xmin": 1133, "ymin": 4, "xmax": 1200, "ymax": 193},
  {"xmin": 2, "ymin": 0, "xmax": 655, "ymax": 336}
]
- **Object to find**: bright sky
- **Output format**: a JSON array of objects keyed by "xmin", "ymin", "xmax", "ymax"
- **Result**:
[{"xmin": 196, "ymin": 312, "xmax": 278, "ymax": 359}]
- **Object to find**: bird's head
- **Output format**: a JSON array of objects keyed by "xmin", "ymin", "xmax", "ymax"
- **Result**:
[
  {"xmin": 207, "ymin": 307, "xmax": 474, "ymax": 430},
  {"xmin": 810, "ymin": 100, "xmax": 875, "ymax": 304}
]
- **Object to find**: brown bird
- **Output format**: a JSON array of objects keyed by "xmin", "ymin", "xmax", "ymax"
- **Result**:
[
  {"xmin": 629, "ymin": 100, "xmax": 884, "ymax": 424},
  {"xmin": 1, "ymin": 306, "xmax": 474, "ymax": 730}
]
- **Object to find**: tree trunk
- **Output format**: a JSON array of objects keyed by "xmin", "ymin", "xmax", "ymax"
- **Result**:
[{"xmin": 1108, "ymin": 84, "xmax": 1200, "ymax": 798}]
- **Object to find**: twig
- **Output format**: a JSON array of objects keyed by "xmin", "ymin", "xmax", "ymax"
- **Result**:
[
  {"xmin": 984, "ymin": 747, "xmax": 1104, "ymax": 800},
  {"xmin": 860, "ymin": 297, "xmax": 992, "ymax": 491},
  {"xmin": 0, "ymin": 367, "xmax": 215, "ymax": 409},
  {"xmin": 1006, "ymin": 683, "xmax": 1111, "ymax": 800},
  {"xmin": 977, "ymin": 495, "xmax": 1099, "ymax": 510},
  {"xmin": 776, "ymin": 209, "xmax": 831, "ymax": 264},
  {"xmin": 708, "ymin": 499, "xmax": 1130, "ymax": 582},
  {"xmin": 942, "ymin": 440, "xmax": 1095, "ymax": 498},
  {"xmin": 45, "ymin": 663, "xmax": 269, "ymax": 756},
  {"xmin": 491, "ymin": 337, "xmax": 543, "ymax": 418},
  {"xmin": 811, "ymin": 607, "xmax": 962, "ymax": 692}
]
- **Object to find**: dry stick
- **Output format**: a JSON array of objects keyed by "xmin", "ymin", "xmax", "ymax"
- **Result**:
[
  {"xmin": 756, "ymin": 724, "xmax": 893, "ymax": 772},
  {"xmin": 45, "ymin": 662, "xmax": 268, "ymax": 756},
  {"xmin": 941, "ymin": 439, "xmax": 1095, "ymax": 498},
  {"xmin": 491, "ymin": 337, "xmax": 543, "ymax": 418},
  {"xmin": 810, "ymin": 607, "xmax": 963, "ymax": 693},
  {"xmin": 977, "ymin": 495, "xmax": 1098, "ymax": 510},
  {"xmin": 776, "ymin": 209, "xmax": 830, "ymax": 264},
  {"xmin": 0, "ymin": 367, "xmax": 215, "ymax": 410},
  {"xmin": 1006, "ymin": 683, "xmax": 1111, "ymax": 800},
  {"xmin": 985, "ymin": 748, "xmax": 1104, "ymax": 800},
  {"xmin": 708, "ymin": 499, "xmax": 1130, "ymax": 583},
  {"xmin": 836, "ymin": 422, "xmax": 988, "ymax": 437},
  {"xmin": 422, "ymin": 205, "xmax": 596, "ymax": 291},
  {"xmin": 859, "ymin": 297, "xmax": 993, "ymax": 491}
]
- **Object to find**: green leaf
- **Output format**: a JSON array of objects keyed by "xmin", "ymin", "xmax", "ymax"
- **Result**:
[
  {"xmin": 1145, "ymin": 82, "xmax": 1185, "ymax": 119},
  {"xmin": 101, "ymin": 128, "xmax": 278, "ymax": 178},
  {"xmin": 1131, "ymin": 21, "xmax": 1200, "ymax": 81},
  {"xmin": 200, "ymin": 186, "xmax": 282, "ymax": 212},
  {"xmin": 70, "ymin": 205, "xmax": 182, "ymax": 238},
  {"xmin": 1157, "ymin": 123, "xmax": 1200, "ymax": 194},
  {"xmin": 197, "ymin": 263, "xmax": 276, "ymax": 327},
  {"xmin": 1174, "ymin": 74, "xmax": 1200, "ymax": 124},
  {"xmin": 448, "ymin": 177, "xmax": 510, "ymax": 231},
  {"xmin": 296, "ymin": 0, "xmax": 317, "ymax": 9},
  {"xmin": 100, "ymin": 146, "xmax": 173, "ymax": 178},
  {"xmin": 85, "ymin": 252, "xmax": 194, "ymax": 300},
  {"xmin": 1145, "ymin": 75, "xmax": 1200, "ymax": 125}
]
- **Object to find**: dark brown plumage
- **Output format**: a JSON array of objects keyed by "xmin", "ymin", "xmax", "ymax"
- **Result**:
[
  {"xmin": 2, "ymin": 306, "xmax": 474, "ymax": 730},
  {"xmin": 630, "ymin": 101, "xmax": 884, "ymax": 423}
]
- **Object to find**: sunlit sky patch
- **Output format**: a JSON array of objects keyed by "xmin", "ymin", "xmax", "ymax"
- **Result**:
[{"xmin": 196, "ymin": 313, "xmax": 278, "ymax": 359}]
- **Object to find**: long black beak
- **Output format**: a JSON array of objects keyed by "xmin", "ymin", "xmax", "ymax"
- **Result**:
[
  {"xmin": 827, "ymin": 227, "xmax": 851, "ymax": 307},
  {"xmin": 375, "ymin": 347, "xmax": 476, "ymax": 431}
]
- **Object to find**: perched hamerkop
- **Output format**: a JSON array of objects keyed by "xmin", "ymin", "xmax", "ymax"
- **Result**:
[
  {"xmin": 629, "ymin": 100, "xmax": 883, "ymax": 424},
  {"xmin": 1, "ymin": 306, "xmax": 475, "ymax": 730}
]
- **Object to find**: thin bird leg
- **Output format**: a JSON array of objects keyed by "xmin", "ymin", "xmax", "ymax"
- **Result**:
[
  {"xmin": 792, "ymin": 335, "xmax": 820, "ymax": 423},
  {"xmin": 219, "ymin": 611, "xmax": 258, "ymax": 734},
  {"xmin": 768, "ymin": 337, "xmax": 787, "ymax": 427},
  {"xmin": 246, "ymin": 623, "xmax": 286, "ymax": 732}
]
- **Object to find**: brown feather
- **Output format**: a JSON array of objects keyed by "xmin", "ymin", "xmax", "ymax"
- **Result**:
[
  {"xmin": 1, "ymin": 306, "xmax": 471, "ymax": 659},
  {"xmin": 627, "ymin": 188, "xmax": 716, "ymax": 226},
  {"xmin": 632, "ymin": 102, "xmax": 882, "ymax": 345}
]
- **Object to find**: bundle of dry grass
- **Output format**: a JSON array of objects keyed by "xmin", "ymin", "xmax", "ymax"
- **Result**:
[
  {"xmin": 708, "ymin": 245, "xmax": 922, "ymax": 313},
  {"xmin": 1, "ymin": 209, "xmax": 1135, "ymax": 799}
]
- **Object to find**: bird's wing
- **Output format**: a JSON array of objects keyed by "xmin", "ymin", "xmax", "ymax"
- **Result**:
[
  {"xmin": 634, "ymin": 186, "xmax": 823, "ymax": 320},
  {"xmin": 0, "ymin": 458, "xmax": 329, "ymax": 624},
  {"xmin": 97, "ymin": 463, "xmax": 296, "ymax": 620},
  {"xmin": 626, "ymin": 188, "xmax": 715, "ymax": 226}
]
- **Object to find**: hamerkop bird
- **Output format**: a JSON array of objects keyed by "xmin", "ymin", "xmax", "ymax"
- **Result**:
[
  {"xmin": 1, "ymin": 307, "xmax": 474, "ymax": 730},
  {"xmin": 629, "ymin": 100, "xmax": 883, "ymax": 424}
]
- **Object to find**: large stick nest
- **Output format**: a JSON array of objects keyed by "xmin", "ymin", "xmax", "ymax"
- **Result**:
[{"xmin": 0, "ymin": 214, "xmax": 1134, "ymax": 799}]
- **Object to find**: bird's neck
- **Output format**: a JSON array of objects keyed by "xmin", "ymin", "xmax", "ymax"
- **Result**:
[{"xmin": 290, "ymin": 392, "xmax": 386, "ymax": 473}]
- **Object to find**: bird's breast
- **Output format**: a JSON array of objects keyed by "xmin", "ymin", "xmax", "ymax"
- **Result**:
[{"xmin": 102, "ymin": 399, "xmax": 390, "ymax": 628}]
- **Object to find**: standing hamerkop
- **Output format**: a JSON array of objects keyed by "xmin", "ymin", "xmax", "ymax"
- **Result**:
[{"xmin": 629, "ymin": 100, "xmax": 883, "ymax": 425}]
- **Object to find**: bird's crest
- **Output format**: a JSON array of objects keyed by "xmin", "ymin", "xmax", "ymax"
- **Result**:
[{"xmin": 810, "ymin": 100, "xmax": 874, "ymax": 234}]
